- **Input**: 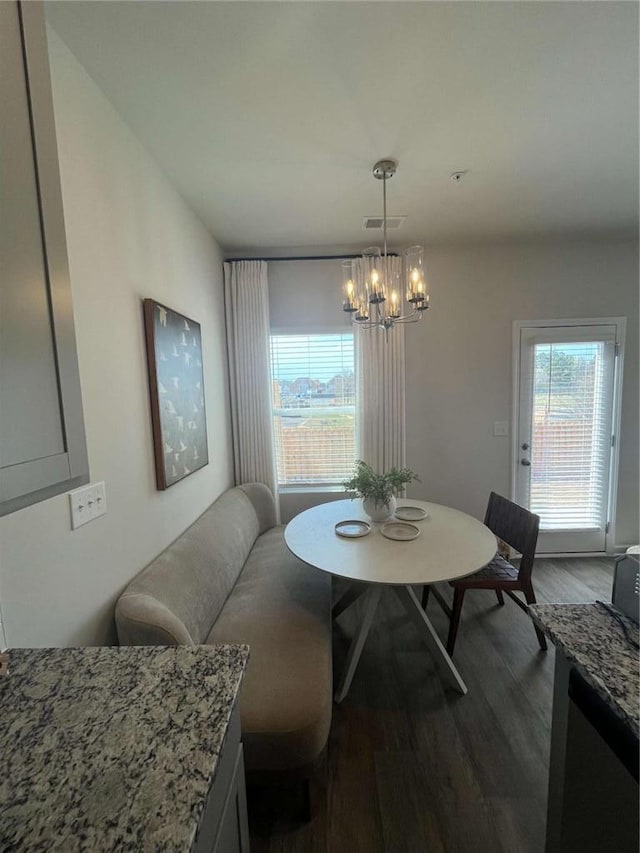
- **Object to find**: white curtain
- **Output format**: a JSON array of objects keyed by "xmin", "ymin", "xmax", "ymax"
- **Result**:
[
  {"xmin": 224, "ymin": 261, "xmax": 278, "ymax": 506},
  {"xmin": 355, "ymin": 255, "xmax": 406, "ymax": 472}
]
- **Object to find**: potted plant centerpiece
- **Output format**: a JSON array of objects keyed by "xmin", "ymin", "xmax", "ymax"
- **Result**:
[{"xmin": 343, "ymin": 460, "xmax": 418, "ymax": 522}]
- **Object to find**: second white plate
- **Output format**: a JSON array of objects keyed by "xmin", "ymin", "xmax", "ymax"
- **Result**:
[
  {"xmin": 395, "ymin": 505, "xmax": 428, "ymax": 522},
  {"xmin": 380, "ymin": 521, "xmax": 421, "ymax": 541}
]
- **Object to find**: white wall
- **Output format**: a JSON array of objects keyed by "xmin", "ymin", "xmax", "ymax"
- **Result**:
[
  {"xmin": 264, "ymin": 240, "xmax": 639, "ymax": 547},
  {"xmin": 0, "ymin": 30, "xmax": 233, "ymax": 647},
  {"xmin": 404, "ymin": 239, "xmax": 638, "ymax": 548}
]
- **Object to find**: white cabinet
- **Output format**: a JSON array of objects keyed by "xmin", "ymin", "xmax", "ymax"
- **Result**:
[{"xmin": 0, "ymin": 1, "xmax": 88, "ymax": 516}]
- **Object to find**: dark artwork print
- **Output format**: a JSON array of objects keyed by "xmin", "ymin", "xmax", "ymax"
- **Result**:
[{"xmin": 143, "ymin": 299, "xmax": 209, "ymax": 489}]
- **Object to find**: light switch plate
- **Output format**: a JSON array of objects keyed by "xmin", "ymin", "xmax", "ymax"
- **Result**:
[
  {"xmin": 493, "ymin": 421, "xmax": 509, "ymax": 437},
  {"xmin": 69, "ymin": 481, "xmax": 107, "ymax": 530}
]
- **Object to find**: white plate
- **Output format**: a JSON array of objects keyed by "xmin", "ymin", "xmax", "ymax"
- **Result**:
[
  {"xmin": 380, "ymin": 521, "xmax": 421, "ymax": 541},
  {"xmin": 335, "ymin": 519, "xmax": 372, "ymax": 538},
  {"xmin": 395, "ymin": 506, "xmax": 428, "ymax": 522}
]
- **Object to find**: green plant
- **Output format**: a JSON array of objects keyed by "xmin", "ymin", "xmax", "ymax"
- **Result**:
[{"xmin": 343, "ymin": 460, "xmax": 418, "ymax": 505}]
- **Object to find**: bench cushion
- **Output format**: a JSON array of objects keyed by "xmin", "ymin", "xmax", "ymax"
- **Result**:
[
  {"xmin": 116, "ymin": 486, "xmax": 262, "ymax": 646},
  {"xmin": 207, "ymin": 526, "xmax": 332, "ymax": 772}
]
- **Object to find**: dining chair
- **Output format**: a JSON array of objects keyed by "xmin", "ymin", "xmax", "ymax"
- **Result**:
[{"xmin": 422, "ymin": 491, "xmax": 547, "ymax": 656}]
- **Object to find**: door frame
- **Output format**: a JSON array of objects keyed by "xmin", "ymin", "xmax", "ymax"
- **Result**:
[{"xmin": 511, "ymin": 317, "xmax": 626, "ymax": 556}]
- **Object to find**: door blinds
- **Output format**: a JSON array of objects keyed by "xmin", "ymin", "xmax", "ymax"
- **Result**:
[{"xmin": 527, "ymin": 332, "xmax": 616, "ymax": 531}]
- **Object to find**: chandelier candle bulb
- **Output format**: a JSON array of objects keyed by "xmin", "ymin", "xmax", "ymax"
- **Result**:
[
  {"xmin": 418, "ymin": 293, "xmax": 430, "ymax": 312},
  {"xmin": 356, "ymin": 300, "xmax": 369, "ymax": 322},
  {"xmin": 342, "ymin": 261, "xmax": 357, "ymax": 312},
  {"xmin": 343, "ymin": 280, "xmax": 355, "ymax": 311},
  {"xmin": 370, "ymin": 268, "xmax": 384, "ymax": 303},
  {"xmin": 370, "ymin": 270, "xmax": 378, "ymax": 300}
]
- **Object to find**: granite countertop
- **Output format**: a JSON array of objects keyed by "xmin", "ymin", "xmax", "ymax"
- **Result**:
[
  {"xmin": 0, "ymin": 644, "xmax": 249, "ymax": 852},
  {"xmin": 530, "ymin": 603, "xmax": 639, "ymax": 736}
]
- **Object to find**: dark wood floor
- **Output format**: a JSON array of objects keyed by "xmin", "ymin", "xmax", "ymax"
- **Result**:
[{"xmin": 248, "ymin": 557, "xmax": 615, "ymax": 853}]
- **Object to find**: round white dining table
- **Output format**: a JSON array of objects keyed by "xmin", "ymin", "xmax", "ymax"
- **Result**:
[{"xmin": 285, "ymin": 498, "xmax": 497, "ymax": 702}]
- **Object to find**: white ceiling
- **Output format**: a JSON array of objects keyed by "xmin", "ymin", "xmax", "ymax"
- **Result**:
[{"xmin": 46, "ymin": 1, "xmax": 639, "ymax": 252}]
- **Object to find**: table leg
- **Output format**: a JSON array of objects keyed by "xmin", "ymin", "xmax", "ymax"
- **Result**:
[
  {"xmin": 394, "ymin": 585, "xmax": 468, "ymax": 696},
  {"xmin": 334, "ymin": 586, "xmax": 381, "ymax": 703},
  {"xmin": 332, "ymin": 582, "xmax": 367, "ymax": 620}
]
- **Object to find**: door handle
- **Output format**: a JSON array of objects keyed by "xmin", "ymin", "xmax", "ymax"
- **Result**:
[
  {"xmin": 520, "ymin": 458, "xmax": 531, "ymax": 467},
  {"xmin": 521, "ymin": 443, "xmax": 530, "ymax": 451}
]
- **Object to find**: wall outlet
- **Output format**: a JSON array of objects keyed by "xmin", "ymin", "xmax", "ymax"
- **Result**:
[
  {"xmin": 493, "ymin": 421, "xmax": 509, "ymax": 437},
  {"xmin": 69, "ymin": 481, "xmax": 107, "ymax": 530}
]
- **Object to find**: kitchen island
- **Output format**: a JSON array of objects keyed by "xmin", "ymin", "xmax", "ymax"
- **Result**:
[
  {"xmin": 531, "ymin": 603, "xmax": 639, "ymax": 853},
  {"xmin": 0, "ymin": 644, "xmax": 249, "ymax": 851}
]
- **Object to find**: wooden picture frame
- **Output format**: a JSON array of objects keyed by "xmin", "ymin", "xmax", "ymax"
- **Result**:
[{"xmin": 143, "ymin": 299, "xmax": 209, "ymax": 489}]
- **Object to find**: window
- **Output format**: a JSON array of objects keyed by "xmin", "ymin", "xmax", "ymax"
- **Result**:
[
  {"xmin": 531, "ymin": 340, "xmax": 613, "ymax": 531},
  {"xmin": 270, "ymin": 333, "xmax": 355, "ymax": 486}
]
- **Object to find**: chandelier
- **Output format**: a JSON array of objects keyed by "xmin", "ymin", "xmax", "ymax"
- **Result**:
[{"xmin": 342, "ymin": 159, "xmax": 430, "ymax": 333}]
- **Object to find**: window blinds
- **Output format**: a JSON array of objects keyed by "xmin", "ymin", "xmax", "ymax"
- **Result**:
[
  {"xmin": 270, "ymin": 334, "xmax": 356, "ymax": 486},
  {"xmin": 529, "ymin": 339, "xmax": 614, "ymax": 531}
]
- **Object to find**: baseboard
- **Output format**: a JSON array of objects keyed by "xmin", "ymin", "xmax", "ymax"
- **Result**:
[{"xmin": 535, "ymin": 551, "xmax": 609, "ymax": 559}]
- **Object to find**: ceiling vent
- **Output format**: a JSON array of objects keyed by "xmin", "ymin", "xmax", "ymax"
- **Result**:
[{"xmin": 362, "ymin": 215, "xmax": 407, "ymax": 231}]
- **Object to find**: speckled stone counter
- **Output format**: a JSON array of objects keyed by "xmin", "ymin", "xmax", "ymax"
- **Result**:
[
  {"xmin": 530, "ymin": 603, "xmax": 639, "ymax": 736},
  {"xmin": 0, "ymin": 644, "xmax": 249, "ymax": 852}
]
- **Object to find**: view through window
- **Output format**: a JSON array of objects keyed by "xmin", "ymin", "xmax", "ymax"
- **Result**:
[
  {"xmin": 270, "ymin": 333, "xmax": 355, "ymax": 486},
  {"xmin": 531, "ymin": 341, "xmax": 611, "ymax": 530}
]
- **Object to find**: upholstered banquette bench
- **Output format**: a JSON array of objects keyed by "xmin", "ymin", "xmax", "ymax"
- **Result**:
[{"xmin": 115, "ymin": 483, "xmax": 332, "ymax": 787}]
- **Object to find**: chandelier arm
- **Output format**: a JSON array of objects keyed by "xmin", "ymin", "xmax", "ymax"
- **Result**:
[
  {"xmin": 353, "ymin": 310, "xmax": 423, "ymax": 328},
  {"xmin": 393, "ymin": 313, "xmax": 423, "ymax": 325},
  {"xmin": 391, "ymin": 305, "xmax": 424, "ymax": 323}
]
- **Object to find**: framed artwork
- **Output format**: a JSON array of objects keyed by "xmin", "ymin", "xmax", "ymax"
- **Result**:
[{"xmin": 143, "ymin": 299, "xmax": 209, "ymax": 489}]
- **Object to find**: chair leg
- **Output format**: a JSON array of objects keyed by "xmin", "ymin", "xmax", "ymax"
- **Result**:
[
  {"xmin": 432, "ymin": 586, "xmax": 453, "ymax": 619},
  {"xmin": 447, "ymin": 587, "xmax": 466, "ymax": 657},
  {"xmin": 421, "ymin": 584, "xmax": 430, "ymax": 609},
  {"xmin": 496, "ymin": 589, "xmax": 505, "ymax": 606},
  {"xmin": 523, "ymin": 584, "xmax": 547, "ymax": 651}
]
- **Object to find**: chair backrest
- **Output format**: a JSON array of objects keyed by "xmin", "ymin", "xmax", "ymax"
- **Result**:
[{"xmin": 484, "ymin": 492, "xmax": 540, "ymax": 582}]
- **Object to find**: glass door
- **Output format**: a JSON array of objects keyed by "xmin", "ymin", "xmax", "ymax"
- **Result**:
[{"xmin": 515, "ymin": 323, "xmax": 620, "ymax": 553}]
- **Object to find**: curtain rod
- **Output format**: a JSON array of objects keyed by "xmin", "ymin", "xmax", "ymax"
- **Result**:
[{"xmin": 225, "ymin": 252, "xmax": 399, "ymax": 263}]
